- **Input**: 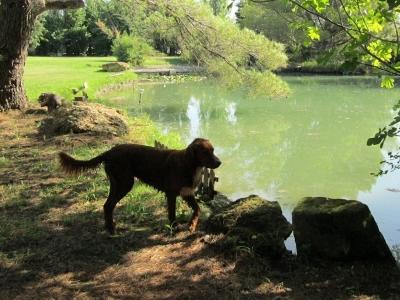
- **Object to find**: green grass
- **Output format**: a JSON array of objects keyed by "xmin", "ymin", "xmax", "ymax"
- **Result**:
[
  {"xmin": 0, "ymin": 156, "xmax": 9, "ymax": 168},
  {"xmin": 127, "ymin": 115, "xmax": 184, "ymax": 149},
  {"xmin": 24, "ymin": 56, "xmax": 187, "ymax": 103},
  {"xmin": 24, "ymin": 56, "xmax": 138, "ymax": 101}
]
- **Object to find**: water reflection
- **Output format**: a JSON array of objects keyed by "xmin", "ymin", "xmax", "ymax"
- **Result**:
[
  {"xmin": 186, "ymin": 97, "xmax": 201, "ymax": 141},
  {"xmin": 102, "ymin": 76, "xmax": 400, "ymax": 251},
  {"xmin": 225, "ymin": 102, "xmax": 237, "ymax": 124}
]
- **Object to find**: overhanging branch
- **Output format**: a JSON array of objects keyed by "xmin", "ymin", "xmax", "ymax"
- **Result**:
[
  {"xmin": 44, "ymin": 0, "xmax": 85, "ymax": 10},
  {"xmin": 33, "ymin": 0, "xmax": 85, "ymax": 15}
]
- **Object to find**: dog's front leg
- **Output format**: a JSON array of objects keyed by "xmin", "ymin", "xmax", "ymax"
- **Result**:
[
  {"xmin": 182, "ymin": 195, "xmax": 200, "ymax": 232},
  {"xmin": 166, "ymin": 193, "xmax": 177, "ymax": 226}
]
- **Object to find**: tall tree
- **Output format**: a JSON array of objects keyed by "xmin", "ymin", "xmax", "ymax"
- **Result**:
[{"xmin": 0, "ymin": 0, "xmax": 84, "ymax": 111}]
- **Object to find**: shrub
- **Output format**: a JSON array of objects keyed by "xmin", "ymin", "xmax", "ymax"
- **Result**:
[{"xmin": 112, "ymin": 35, "xmax": 153, "ymax": 66}]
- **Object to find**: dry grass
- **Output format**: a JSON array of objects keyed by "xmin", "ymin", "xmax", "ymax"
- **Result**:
[{"xmin": 0, "ymin": 110, "xmax": 399, "ymax": 300}]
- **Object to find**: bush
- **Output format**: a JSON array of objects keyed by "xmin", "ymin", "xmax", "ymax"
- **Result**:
[{"xmin": 112, "ymin": 35, "xmax": 153, "ymax": 66}]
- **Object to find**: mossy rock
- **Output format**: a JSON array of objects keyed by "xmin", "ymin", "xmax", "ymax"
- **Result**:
[
  {"xmin": 293, "ymin": 197, "xmax": 396, "ymax": 264},
  {"xmin": 102, "ymin": 62, "xmax": 130, "ymax": 72},
  {"xmin": 206, "ymin": 195, "xmax": 292, "ymax": 258},
  {"xmin": 38, "ymin": 102, "xmax": 129, "ymax": 137},
  {"xmin": 203, "ymin": 192, "xmax": 232, "ymax": 212}
]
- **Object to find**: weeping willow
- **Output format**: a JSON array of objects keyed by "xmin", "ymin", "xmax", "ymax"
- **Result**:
[{"xmin": 122, "ymin": 0, "xmax": 290, "ymax": 97}]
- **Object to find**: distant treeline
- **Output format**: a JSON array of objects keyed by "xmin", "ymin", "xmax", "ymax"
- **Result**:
[{"xmin": 29, "ymin": 0, "xmax": 179, "ymax": 56}]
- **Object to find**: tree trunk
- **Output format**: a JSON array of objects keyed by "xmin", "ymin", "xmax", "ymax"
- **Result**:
[
  {"xmin": 0, "ymin": 1, "xmax": 35, "ymax": 111},
  {"xmin": 0, "ymin": 0, "xmax": 85, "ymax": 112}
]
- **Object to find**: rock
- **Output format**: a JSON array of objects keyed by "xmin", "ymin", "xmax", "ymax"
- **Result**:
[
  {"xmin": 292, "ymin": 197, "xmax": 396, "ymax": 264},
  {"xmin": 206, "ymin": 195, "xmax": 292, "ymax": 258},
  {"xmin": 204, "ymin": 192, "xmax": 232, "ymax": 212},
  {"xmin": 38, "ymin": 102, "xmax": 129, "ymax": 137},
  {"xmin": 102, "ymin": 62, "xmax": 130, "ymax": 72}
]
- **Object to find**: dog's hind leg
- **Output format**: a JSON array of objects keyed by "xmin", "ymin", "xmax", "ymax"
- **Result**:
[
  {"xmin": 182, "ymin": 195, "xmax": 200, "ymax": 232},
  {"xmin": 166, "ymin": 193, "xmax": 177, "ymax": 226},
  {"xmin": 104, "ymin": 175, "xmax": 134, "ymax": 234}
]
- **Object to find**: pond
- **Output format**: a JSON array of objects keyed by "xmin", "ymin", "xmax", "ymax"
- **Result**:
[{"xmin": 102, "ymin": 75, "xmax": 400, "ymax": 255}]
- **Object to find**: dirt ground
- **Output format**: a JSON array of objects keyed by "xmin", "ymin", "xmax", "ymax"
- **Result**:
[{"xmin": 0, "ymin": 110, "xmax": 399, "ymax": 300}]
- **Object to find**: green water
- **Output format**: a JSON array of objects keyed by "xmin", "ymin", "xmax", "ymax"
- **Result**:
[{"xmin": 103, "ymin": 76, "xmax": 400, "ymax": 251}]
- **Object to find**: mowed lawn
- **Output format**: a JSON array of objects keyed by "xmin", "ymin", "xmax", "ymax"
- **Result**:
[
  {"xmin": 24, "ymin": 56, "xmax": 138, "ymax": 101},
  {"xmin": 24, "ymin": 55, "xmax": 185, "ymax": 102}
]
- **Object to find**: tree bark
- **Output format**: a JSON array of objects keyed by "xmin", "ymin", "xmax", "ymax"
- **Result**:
[
  {"xmin": 0, "ymin": 0, "xmax": 84, "ymax": 111},
  {"xmin": 0, "ymin": 1, "xmax": 35, "ymax": 111}
]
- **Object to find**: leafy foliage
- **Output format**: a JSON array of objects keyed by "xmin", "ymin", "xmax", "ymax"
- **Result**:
[
  {"xmin": 112, "ymin": 34, "xmax": 153, "ymax": 66},
  {"xmin": 31, "ymin": 0, "xmax": 289, "ymax": 97},
  {"xmin": 146, "ymin": 0, "xmax": 290, "ymax": 97}
]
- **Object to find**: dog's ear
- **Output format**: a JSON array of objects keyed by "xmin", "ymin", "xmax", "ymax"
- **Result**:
[
  {"xmin": 186, "ymin": 138, "xmax": 204, "ymax": 163},
  {"xmin": 185, "ymin": 143, "xmax": 196, "ymax": 163}
]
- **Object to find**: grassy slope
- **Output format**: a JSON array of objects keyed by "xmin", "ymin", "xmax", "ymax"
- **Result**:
[
  {"xmin": 24, "ymin": 56, "xmax": 185, "ymax": 102},
  {"xmin": 24, "ymin": 56, "xmax": 138, "ymax": 101}
]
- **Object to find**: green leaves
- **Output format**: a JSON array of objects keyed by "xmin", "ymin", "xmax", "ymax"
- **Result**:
[
  {"xmin": 307, "ymin": 26, "xmax": 320, "ymax": 41},
  {"xmin": 367, "ymin": 126, "xmax": 398, "ymax": 148},
  {"xmin": 365, "ymin": 40, "xmax": 393, "ymax": 67},
  {"xmin": 380, "ymin": 75, "xmax": 395, "ymax": 88},
  {"xmin": 304, "ymin": 0, "xmax": 330, "ymax": 13}
]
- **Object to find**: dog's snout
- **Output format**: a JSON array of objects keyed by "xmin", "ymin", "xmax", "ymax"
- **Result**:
[{"xmin": 213, "ymin": 156, "xmax": 222, "ymax": 168}]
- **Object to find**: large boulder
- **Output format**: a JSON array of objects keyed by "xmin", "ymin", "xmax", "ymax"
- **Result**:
[
  {"xmin": 293, "ymin": 197, "xmax": 395, "ymax": 264},
  {"xmin": 206, "ymin": 195, "xmax": 292, "ymax": 258},
  {"xmin": 102, "ymin": 62, "xmax": 130, "ymax": 72},
  {"xmin": 38, "ymin": 102, "xmax": 129, "ymax": 137}
]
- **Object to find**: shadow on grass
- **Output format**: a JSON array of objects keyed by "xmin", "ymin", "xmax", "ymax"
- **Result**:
[
  {"xmin": 0, "ymin": 205, "xmax": 154, "ymax": 293},
  {"xmin": 1, "ymin": 190, "xmax": 400, "ymax": 299}
]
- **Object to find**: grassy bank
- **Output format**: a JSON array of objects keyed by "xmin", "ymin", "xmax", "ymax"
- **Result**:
[
  {"xmin": 24, "ymin": 56, "xmax": 138, "ymax": 101},
  {"xmin": 24, "ymin": 55, "xmax": 185, "ymax": 102}
]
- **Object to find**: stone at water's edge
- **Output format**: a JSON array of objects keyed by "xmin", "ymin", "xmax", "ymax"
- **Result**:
[
  {"xmin": 38, "ymin": 102, "xmax": 129, "ymax": 137},
  {"xmin": 206, "ymin": 195, "xmax": 292, "ymax": 258},
  {"xmin": 293, "ymin": 197, "xmax": 396, "ymax": 264},
  {"xmin": 203, "ymin": 192, "xmax": 232, "ymax": 212},
  {"xmin": 102, "ymin": 62, "xmax": 130, "ymax": 72}
]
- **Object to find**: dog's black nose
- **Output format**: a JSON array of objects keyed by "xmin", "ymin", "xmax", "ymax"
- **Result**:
[{"xmin": 213, "ymin": 157, "xmax": 222, "ymax": 168}]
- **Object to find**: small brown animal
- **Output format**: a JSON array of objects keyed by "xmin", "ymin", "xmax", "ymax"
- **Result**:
[
  {"xmin": 38, "ymin": 93, "xmax": 62, "ymax": 112},
  {"xmin": 58, "ymin": 138, "xmax": 221, "ymax": 234}
]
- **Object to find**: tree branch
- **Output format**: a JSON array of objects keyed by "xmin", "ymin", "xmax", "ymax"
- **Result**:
[
  {"xmin": 44, "ymin": 0, "xmax": 85, "ymax": 10},
  {"xmin": 33, "ymin": 0, "xmax": 85, "ymax": 16}
]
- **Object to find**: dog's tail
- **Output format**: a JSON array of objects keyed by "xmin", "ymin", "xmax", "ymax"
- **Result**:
[{"xmin": 58, "ymin": 152, "xmax": 106, "ymax": 175}]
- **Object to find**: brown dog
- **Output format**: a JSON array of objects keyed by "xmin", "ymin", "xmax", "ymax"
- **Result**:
[{"xmin": 58, "ymin": 138, "xmax": 221, "ymax": 234}]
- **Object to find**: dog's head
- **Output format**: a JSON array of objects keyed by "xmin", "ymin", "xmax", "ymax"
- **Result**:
[{"xmin": 186, "ymin": 138, "xmax": 221, "ymax": 169}]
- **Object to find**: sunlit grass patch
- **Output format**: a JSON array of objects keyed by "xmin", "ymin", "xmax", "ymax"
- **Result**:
[
  {"xmin": 80, "ymin": 179, "xmax": 108, "ymax": 202},
  {"xmin": 24, "ymin": 56, "xmax": 138, "ymax": 101},
  {"xmin": 39, "ymin": 185, "xmax": 70, "ymax": 208},
  {"xmin": 69, "ymin": 145, "xmax": 110, "ymax": 160},
  {"xmin": 127, "ymin": 115, "xmax": 184, "ymax": 148},
  {"xmin": 0, "ymin": 156, "xmax": 9, "ymax": 168},
  {"xmin": 30, "ymin": 159, "xmax": 57, "ymax": 173},
  {"xmin": 121, "ymin": 183, "xmax": 163, "ymax": 223}
]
